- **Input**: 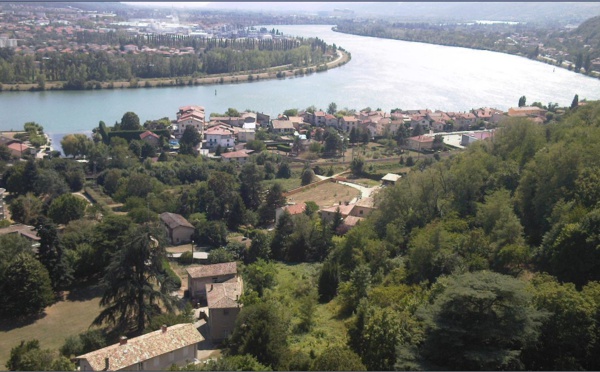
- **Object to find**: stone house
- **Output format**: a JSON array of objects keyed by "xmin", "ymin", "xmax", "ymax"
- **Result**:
[
  {"xmin": 186, "ymin": 262, "xmax": 238, "ymax": 301},
  {"xmin": 159, "ymin": 212, "xmax": 194, "ymax": 245},
  {"xmin": 139, "ymin": 131, "xmax": 160, "ymax": 147},
  {"xmin": 206, "ymin": 277, "xmax": 244, "ymax": 342},
  {"xmin": 75, "ymin": 323, "xmax": 203, "ymax": 371}
]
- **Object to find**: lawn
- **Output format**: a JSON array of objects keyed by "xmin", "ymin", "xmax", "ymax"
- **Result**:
[
  {"xmin": 0, "ymin": 285, "xmax": 103, "ymax": 368},
  {"xmin": 271, "ymin": 263, "xmax": 348, "ymax": 356},
  {"xmin": 286, "ymin": 181, "xmax": 360, "ymax": 209},
  {"xmin": 262, "ymin": 176, "xmax": 302, "ymax": 193}
]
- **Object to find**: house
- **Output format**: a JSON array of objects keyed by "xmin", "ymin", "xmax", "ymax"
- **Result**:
[
  {"xmin": 139, "ymin": 131, "xmax": 160, "ymax": 147},
  {"xmin": 275, "ymin": 203, "xmax": 306, "ymax": 224},
  {"xmin": 206, "ymin": 277, "xmax": 243, "ymax": 342},
  {"xmin": 407, "ymin": 135, "xmax": 435, "ymax": 151},
  {"xmin": 175, "ymin": 106, "xmax": 205, "ymax": 139},
  {"xmin": 460, "ymin": 130, "xmax": 495, "ymax": 147},
  {"xmin": 349, "ymin": 197, "xmax": 376, "ymax": 218},
  {"xmin": 0, "ymin": 224, "xmax": 40, "ymax": 245},
  {"xmin": 507, "ymin": 106, "xmax": 547, "ymax": 118},
  {"xmin": 220, "ymin": 149, "xmax": 252, "ymax": 164},
  {"xmin": 340, "ymin": 116, "xmax": 359, "ymax": 132},
  {"xmin": 75, "ymin": 323, "xmax": 203, "ymax": 371},
  {"xmin": 7, "ymin": 142, "xmax": 30, "ymax": 158},
  {"xmin": 159, "ymin": 212, "xmax": 194, "ymax": 245},
  {"xmin": 313, "ymin": 111, "xmax": 327, "ymax": 126},
  {"xmin": 381, "ymin": 173, "xmax": 402, "ymax": 186},
  {"xmin": 271, "ymin": 120, "xmax": 295, "ymax": 134},
  {"xmin": 410, "ymin": 115, "xmax": 430, "ymax": 131},
  {"xmin": 454, "ymin": 112, "xmax": 477, "ymax": 130},
  {"xmin": 320, "ymin": 203, "xmax": 354, "ymax": 223},
  {"xmin": 236, "ymin": 128, "xmax": 255, "ymax": 143},
  {"xmin": 324, "ymin": 114, "xmax": 338, "ymax": 128},
  {"xmin": 187, "ymin": 262, "xmax": 238, "ymax": 301},
  {"xmin": 204, "ymin": 126, "xmax": 235, "ymax": 150}
]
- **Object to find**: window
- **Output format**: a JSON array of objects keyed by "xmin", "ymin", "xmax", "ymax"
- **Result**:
[{"xmin": 223, "ymin": 309, "xmax": 230, "ymax": 315}]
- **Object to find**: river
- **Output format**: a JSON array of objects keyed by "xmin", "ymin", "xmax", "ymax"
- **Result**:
[{"xmin": 1, "ymin": 25, "xmax": 599, "ymax": 152}]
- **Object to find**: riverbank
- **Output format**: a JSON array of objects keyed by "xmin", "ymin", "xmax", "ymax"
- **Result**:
[{"xmin": 0, "ymin": 50, "xmax": 350, "ymax": 92}]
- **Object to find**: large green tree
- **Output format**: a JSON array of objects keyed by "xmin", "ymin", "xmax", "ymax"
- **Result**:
[
  {"xmin": 93, "ymin": 224, "xmax": 178, "ymax": 333},
  {"xmin": 0, "ymin": 253, "xmax": 54, "ymax": 318},
  {"xmin": 417, "ymin": 271, "xmax": 543, "ymax": 370},
  {"xmin": 119, "ymin": 111, "xmax": 142, "ymax": 131},
  {"xmin": 47, "ymin": 193, "xmax": 87, "ymax": 225},
  {"xmin": 227, "ymin": 300, "xmax": 290, "ymax": 368}
]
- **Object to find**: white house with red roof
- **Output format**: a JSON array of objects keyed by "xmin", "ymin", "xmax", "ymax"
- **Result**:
[
  {"xmin": 220, "ymin": 149, "xmax": 252, "ymax": 164},
  {"xmin": 205, "ymin": 126, "xmax": 235, "ymax": 150},
  {"xmin": 408, "ymin": 135, "xmax": 435, "ymax": 151},
  {"xmin": 174, "ymin": 105, "xmax": 205, "ymax": 139}
]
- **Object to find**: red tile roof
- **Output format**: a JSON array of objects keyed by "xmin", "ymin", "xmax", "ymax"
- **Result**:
[
  {"xmin": 140, "ymin": 131, "xmax": 159, "ymax": 140},
  {"xmin": 283, "ymin": 203, "xmax": 306, "ymax": 216}
]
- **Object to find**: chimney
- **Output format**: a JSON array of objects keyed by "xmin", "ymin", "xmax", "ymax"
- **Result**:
[
  {"xmin": 119, "ymin": 336, "xmax": 127, "ymax": 346},
  {"xmin": 104, "ymin": 358, "xmax": 109, "ymax": 371},
  {"xmin": 161, "ymin": 324, "xmax": 167, "ymax": 333},
  {"xmin": 210, "ymin": 284, "xmax": 213, "ymax": 291}
]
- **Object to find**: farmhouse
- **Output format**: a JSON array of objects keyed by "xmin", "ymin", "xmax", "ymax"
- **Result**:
[
  {"xmin": 187, "ymin": 262, "xmax": 238, "ymax": 301},
  {"xmin": 205, "ymin": 277, "xmax": 244, "ymax": 342},
  {"xmin": 159, "ymin": 212, "xmax": 194, "ymax": 245},
  {"xmin": 75, "ymin": 323, "xmax": 203, "ymax": 371}
]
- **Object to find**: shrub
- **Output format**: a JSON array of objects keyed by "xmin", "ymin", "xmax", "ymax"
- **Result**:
[{"xmin": 178, "ymin": 251, "xmax": 194, "ymax": 265}]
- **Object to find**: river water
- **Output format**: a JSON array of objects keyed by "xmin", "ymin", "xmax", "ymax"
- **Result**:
[{"xmin": 1, "ymin": 25, "xmax": 599, "ymax": 151}]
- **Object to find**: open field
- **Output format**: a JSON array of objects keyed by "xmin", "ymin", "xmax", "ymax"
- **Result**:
[
  {"xmin": 286, "ymin": 181, "xmax": 360, "ymax": 208},
  {"xmin": 0, "ymin": 285, "xmax": 103, "ymax": 368}
]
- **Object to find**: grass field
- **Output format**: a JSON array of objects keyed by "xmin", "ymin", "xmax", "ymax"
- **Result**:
[
  {"xmin": 271, "ymin": 263, "xmax": 348, "ymax": 356},
  {"xmin": 0, "ymin": 285, "xmax": 103, "ymax": 368},
  {"xmin": 286, "ymin": 182, "xmax": 360, "ymax": 208}
]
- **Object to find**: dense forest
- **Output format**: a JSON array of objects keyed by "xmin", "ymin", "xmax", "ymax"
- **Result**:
[
  {"xmin": 2, "ymin": 102, "xmax": 600, "ymax": 370},
  {"xmin": 0, "ymin": 35, "xmax": 334, "ymax": 86}
]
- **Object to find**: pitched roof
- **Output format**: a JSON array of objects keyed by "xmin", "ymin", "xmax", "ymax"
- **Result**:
[
  {"xmin": 381, "ymin": 173, "xmax": 402, "ymax": 183},
  {"xmin": 159, "ymin": 212, "xmax": 194, "ymax": 230},
  {"xmin": 140, "ymin": 131, "xmax": 159, "ymax": 140},
  {"xmin": 343, "ymin": 215, "xmax": 364, "ymax": 227},
  {"xmin": 206, "ymin": 279, "xmax": 243, "ymax": 309},
  {"xmin": 221, "ymin": 150, "xmax": 250, "ymax": 159},
  {"xmin": 76, "ymin": 323, "xmax": 203, "ymax": 371},
  {"xmin": 321, "ymin": 204, "xmax": 355, "ymax": 216},
  {"xmin": 186, "ymin": 262, "xmax": 238, "ymax": 279},
  {"xmin": 272, "ymin": 120, "xmax": 295, "ymax": 130},
  {"xmin": 282, "ymin": 203, "xmax": 306, "ymax": 216}
]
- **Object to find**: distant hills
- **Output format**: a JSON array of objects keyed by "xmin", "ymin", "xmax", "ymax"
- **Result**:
[
  {"xmin": 198, "ymin": 2, "xmax": 600, "ymax": 24},
  {"xmin": 573, "ymin": 15, "xmax": 600, "ymax": 45}
]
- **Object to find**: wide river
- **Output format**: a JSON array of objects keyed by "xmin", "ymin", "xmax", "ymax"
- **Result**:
[{"xmin": 1, "ymin": 24, "xmax": 599, "ymax": 152}]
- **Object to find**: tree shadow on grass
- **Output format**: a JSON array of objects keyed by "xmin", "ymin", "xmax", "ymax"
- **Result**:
[
  {"xmin": 65, "ymin": 284, "xmax": 104, "ymax": 302},
  {"xmin": 0, "ymin": 312, "xmax": 47, "ymax": 332}
]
